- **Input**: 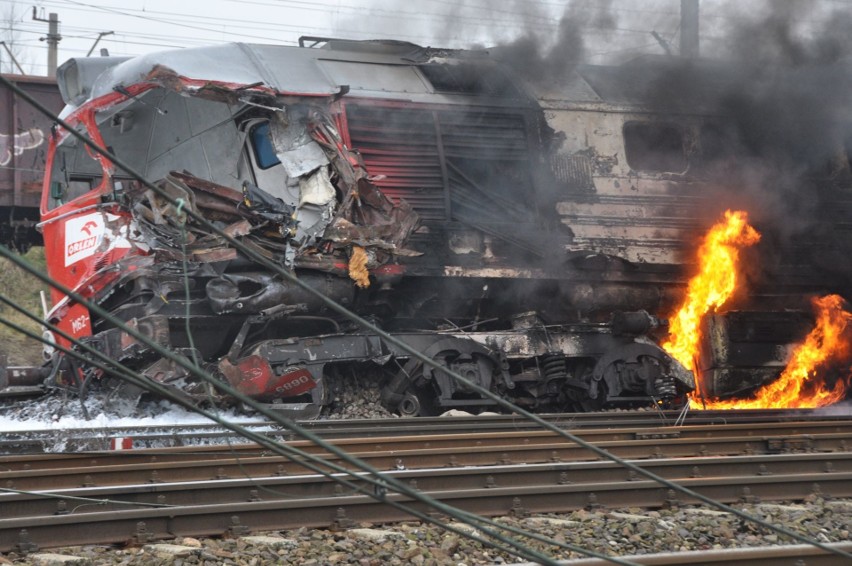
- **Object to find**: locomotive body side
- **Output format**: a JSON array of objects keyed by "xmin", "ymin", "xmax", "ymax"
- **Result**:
[{"xmin": 26, "ymin": 40, "xmax": 844, "ymax": 414}]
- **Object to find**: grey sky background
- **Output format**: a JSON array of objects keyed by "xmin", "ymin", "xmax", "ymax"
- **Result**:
[{"xmin": 0, "ymin": 0, "xmax": 846, "ymax": 76}]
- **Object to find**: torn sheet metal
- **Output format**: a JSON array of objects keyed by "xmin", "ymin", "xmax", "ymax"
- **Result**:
[
  {"xmin": 123, "ymin": 103, "xmax": 419, "ymax": 274},
  {"xmin": 298, "ymin": 166, "xmax": 335, "ymax": 206},
  {"xmin": 270, "ymin": 112, "xmax": 330, "ymax": 179}
]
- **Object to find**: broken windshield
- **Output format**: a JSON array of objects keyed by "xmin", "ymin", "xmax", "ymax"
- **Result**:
[{"xmin": 46, "ymin": 126, "xmax": 105, "ymax": 211}]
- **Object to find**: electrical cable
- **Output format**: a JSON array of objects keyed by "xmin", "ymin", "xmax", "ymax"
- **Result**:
[
  {"xmin": 49, "ymin": 0, "xmax": 304, "ymax": 45},
  {"xmin": 50, "ymin": 0, "xmax": 672, "ymax": 36},
  {"xmin": 38, "ymin": 0, "xmax": 706, "ymax": 53},
  {"xmin": 1, "ymin": 70, "xmax": 850, "ymax": 561},
  {"xmin": 0, "ymin": 237, "xmax": 633, "ymax": 562},
  {"xmin": 0, "ymin": 299, "xmax": 634, "ymax": 565},
  {"xmin": 4, "ymin": 70, "xmax": 849, "ymax": 560}
]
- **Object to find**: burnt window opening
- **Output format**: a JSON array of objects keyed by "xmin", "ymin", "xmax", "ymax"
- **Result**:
[
  {"xmin": 700, "ymin": 124, "xmax": 732, "ymax": 163},
  {"xmin": 623, "ymin": 122, "xmax": 687, "ymax": 173},
  {"xmin": 249, "ymin": 121, "xmax": 281, "ymax": 170},
  {"xmin": 697, "ymin": 123, "xmax": 739, "ymax": 176},
  {"xmin": 418, "ymin": 63, "xmax": 526, "ymax": 100}
]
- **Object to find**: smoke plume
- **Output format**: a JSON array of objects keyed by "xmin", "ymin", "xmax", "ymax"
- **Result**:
[{"xmin": 640, "ymin": 2, "xmax": 852, "ymax": 287}]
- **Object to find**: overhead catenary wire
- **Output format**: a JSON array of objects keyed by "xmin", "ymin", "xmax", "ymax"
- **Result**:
[
  {"xmin": 29, "ymin": 0, "xmax": 706, "ymax": 60},
  {"xmin": 1, "ymin": 70, "xmax": 850, "ymax": 561},
  {"xmin": 0, "ymin": 315, "xmax": 569, "ymax": 565},
  {"xmin": 6, "ymin": 0, "xmax": 847, "ymax": 74},
  {"xmin": 0, "ymin": 297, "xmax": 633, "ymax": 566}
]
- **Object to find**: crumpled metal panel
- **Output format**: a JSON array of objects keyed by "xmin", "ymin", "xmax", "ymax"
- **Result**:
[
  {"xmin": 219, "ymin": 355, "xmax": 317, "ymax": 400},
  {"xmin": 270, "ymin": 112, "xmax": 329, "ymax": 179}
]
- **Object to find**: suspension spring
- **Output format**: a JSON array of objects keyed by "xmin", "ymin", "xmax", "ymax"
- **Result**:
[{"xmin": 541, "ymin": 353, "xmax": 568, "ymax": 381}]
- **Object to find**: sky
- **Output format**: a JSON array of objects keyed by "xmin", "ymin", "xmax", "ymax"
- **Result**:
[
  {"xmin": 0, "ymin": 0, "xmax": 800, "ymax": 76},
  {"xmin": 0, "ymin": 1, "xmax": 845, "ymax": 76}
]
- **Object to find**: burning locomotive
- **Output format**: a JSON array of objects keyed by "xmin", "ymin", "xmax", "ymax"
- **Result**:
[{"xmin": 15, "ymin": 37, "xmax": 852, "ymax": 416}]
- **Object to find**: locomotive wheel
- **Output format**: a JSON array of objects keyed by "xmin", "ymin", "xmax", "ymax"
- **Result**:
[{"xmin": 397, "ymin": 388, "xmax": 438, "ymax": 417}]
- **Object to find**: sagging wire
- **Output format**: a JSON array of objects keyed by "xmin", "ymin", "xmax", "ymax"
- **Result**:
[
  {"xmin": 0, "ymin": 312, "xmax": 566, "ymax": 565},
  {"xmin": 0, "ymin": 296, "xmax": 633, "ymax": 566},
  {"xmin": 174, "ymin": 205, "xmax": 316, "ymax": 504},
  {"xmin": 2, "ymin": 75, "xmax": 849, "ymax": 562},
  {"xmin": 674, "ymin": 398, "xmax": 691, "ymax": 427},
  {"xmin": 0, "ymin": 86, "xmax": 622, "ymax": 566}
]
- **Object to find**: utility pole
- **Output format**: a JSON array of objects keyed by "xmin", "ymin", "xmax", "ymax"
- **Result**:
[
  {"xmin": 32, "ymin": 8, "xmax": 61, "ymax": 77},
  {"xmin": 680, "ymin": 0, "xmax": 699, "ymax": 58},
  {"xmin": 0, "ymin": 42, "xmax": 26, "ymax": 74}
]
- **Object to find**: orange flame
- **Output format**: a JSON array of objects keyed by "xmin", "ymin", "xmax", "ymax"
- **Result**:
[
  {"xmin": 662, "ymin": 210, "xmax": 761, "ymax": 385},
  {"xmin": 662, "ymin": 209, "xmax": 852, "ymax": 409},
  {"xmin": 700, "ymin": 295, "xmax": 852, "ymax": 409}
]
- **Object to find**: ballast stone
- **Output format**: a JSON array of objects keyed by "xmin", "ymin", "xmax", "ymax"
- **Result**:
[
  {"xmin": 29, "ymin": 554, "xmax": 91, "ymax": 566},
  {"xmin": 241, "ymin": 536, "xmax": 297, "ymax": 549},
  {"xmin": 142, "ymin": 543, "xmax": 200, "ymax": 558}
]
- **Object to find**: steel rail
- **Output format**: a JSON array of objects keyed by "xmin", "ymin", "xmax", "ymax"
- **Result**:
[
  {"xmin": 1, "ymin": 430, "xmax": 849, "ymax": 491},
  {"xmin": 3, "ymin": 415, "xmax": 852, "ymax": 454},
  {"xmin": 525, "ymin": 542, "xmax": 852, "ymax": 566},
  {"xmin": 3, "ymin": 408, "xmax": 848, "ymax": 440},
  {"xmin": 2, "ymin": 468, "xmax": 850, "ymax": 552},
  {"xmin": 2, "ymin": 452, "xmax": 851, "ymax": 519},
  {"xmin": 3, "ymin": 420, "xmax": 851, "ymax": 466}
]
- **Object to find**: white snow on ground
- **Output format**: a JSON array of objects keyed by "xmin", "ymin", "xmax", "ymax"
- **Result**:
[
  {"xmin": 0, "ymin": 394, "xmax": 260, "ymax": 432},
  {"xmin": 0, "ymin": 403, "xmax": 256, "ymax": 432},
  {"xmin": 0, "ymin": 394, "xmax": 273, "ymax": 452}
]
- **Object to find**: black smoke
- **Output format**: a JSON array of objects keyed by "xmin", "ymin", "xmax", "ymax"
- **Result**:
[
  {"xmin": 638, "ymin": 2, "xmax": 852, "ymax": 291},
  {"xmin": 489, "ymin": 1, "xmax": 617, "ymax": 87},
  {"xmin": 350, "ymin": 1, "xmax": 852, "ymax": 291}
]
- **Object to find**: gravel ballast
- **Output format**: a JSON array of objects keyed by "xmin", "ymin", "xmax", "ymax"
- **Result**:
[{"xmin": 3, "ymin": 497, "xmax": 850, "ymax": 565}]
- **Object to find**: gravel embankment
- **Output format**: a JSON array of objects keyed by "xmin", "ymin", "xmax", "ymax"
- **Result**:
[{"xmin": 4, "ymin": 497, "xmax": 850, "ymax": 565}]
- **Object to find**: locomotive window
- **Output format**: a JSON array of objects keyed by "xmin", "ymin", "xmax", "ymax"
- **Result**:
[
  {"xmin": 47, "ymin": 131, "xmax": 104, "ymax": 210},
  {"xmin": 623, "ymin": 122, "xmax": 687, "ymax": 173},
  {"xmin": 249, "ymin": 122, "xmax": 281, "ymax": 170}
]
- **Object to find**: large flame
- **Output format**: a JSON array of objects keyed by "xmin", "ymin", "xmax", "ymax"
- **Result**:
[
  {"xmin": 662, "ymin": 209, "xmax": 852, "ymax": 409},
  {"xmin": 700, "ymin": 295, "xmax": 852, "ymax": 409},
  {"xmin": 662, "ymin": 210, "xmax": 761, "ymax": 386}
]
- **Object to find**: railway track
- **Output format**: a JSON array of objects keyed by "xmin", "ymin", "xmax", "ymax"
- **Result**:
[
  {"xmin": 2, "ymin": 465, "xmax": 850, "ymax": 553},
  {"xmin": 3, "ymin": 452, "xmax": 851, "ymax": 519},
  {"xmin": 1, "ymin": 421, "xmax": 849, "ymax": 489},
  {"xmin": 3, "ymin": 408, "xmax": 851, "ymax": 454},
  {"xmin": 545, "ymin": 542, "xmax": 852, "ymax": 565},
  {"xmin": 1, "ymin": 414, "xmax": 851, "ymax": 559}
]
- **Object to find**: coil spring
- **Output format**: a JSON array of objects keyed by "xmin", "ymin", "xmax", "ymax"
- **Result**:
[
  {"xmin": 541, "ymin": 353, "xmax": 568, "ymax": 381},
  {"xmin": 654, "ymin": 376, "xmax": 677, "ymax": 399}
]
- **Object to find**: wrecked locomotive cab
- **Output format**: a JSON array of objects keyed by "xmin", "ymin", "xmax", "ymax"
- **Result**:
[{"xmin": 28, "ymin": 40, "xmax": 698, "ymax": 416}]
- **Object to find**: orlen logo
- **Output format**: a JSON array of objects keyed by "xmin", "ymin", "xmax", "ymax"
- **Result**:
[{"xmin": 64, "ymin": 213, "xmax": 104, "ymax": 267}]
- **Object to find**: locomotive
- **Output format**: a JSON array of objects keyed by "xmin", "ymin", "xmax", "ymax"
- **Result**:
[{"xmin": 21, "ymin": 37, "xmax": 850, "ymax": 417}]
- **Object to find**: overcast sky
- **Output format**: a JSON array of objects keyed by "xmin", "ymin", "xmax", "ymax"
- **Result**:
[{"xmin": 0, "ymin": 0, "xmax": 844, "ymax": 76}]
